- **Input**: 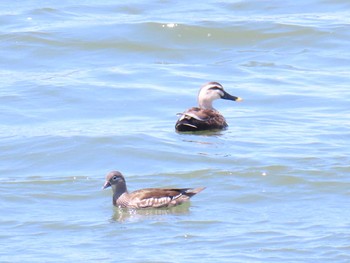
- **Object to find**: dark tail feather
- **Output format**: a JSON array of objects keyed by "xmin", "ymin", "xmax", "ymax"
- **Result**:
[
  {"xmin": 175, "ymin": 120, "xmax": 198, "ymax": 132},
  {"xmin": 184, "ymin": 187, "xmax": 206, "ymax": 197}
]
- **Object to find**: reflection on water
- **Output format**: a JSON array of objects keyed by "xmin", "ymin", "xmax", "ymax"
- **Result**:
[
  {"xmin": 110, "ymin": 203, "xmax": 191, "ymax": 223},
  {"xmin": 178, "ymin": 129, "xmax": 225, "ymax": 147},
  {"xmin": 176, "ymin": 129, "xmax": 225, "ymax": 137}
]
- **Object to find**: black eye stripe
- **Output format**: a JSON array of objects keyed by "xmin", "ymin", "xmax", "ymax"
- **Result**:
[{"xmin": 208, "ymin": 86, "xmax": 223, "ymax": 91}]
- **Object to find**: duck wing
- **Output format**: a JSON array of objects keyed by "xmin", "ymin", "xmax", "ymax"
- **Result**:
[
  {"xmin": 177, "ymin": 107, "xmax": 209, "ymax": 122},
  {"xmin": 176, "ymin": 108, "xmax": 227, "ymax": 131}
]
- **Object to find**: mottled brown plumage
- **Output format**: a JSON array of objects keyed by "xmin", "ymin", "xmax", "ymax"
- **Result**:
[
  {"xmin": 103, "ymin": 171, "xmax": 205, "ymax": 209},
  {"xmin": 176, "ymin": 107, "xmax": 228, "ymax": 131},
  {"xmin": 175, "ymin": 82, "xmax": 242, "ymax": 132}
]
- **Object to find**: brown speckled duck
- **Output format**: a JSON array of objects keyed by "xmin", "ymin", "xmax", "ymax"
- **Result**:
[
  {"xmin": 103, "ymin": 171, "xmax": 205, "ymax": 209},
  {"xmin": 175, "ymin": 82, "xmax": 242, "ymax": 132}
]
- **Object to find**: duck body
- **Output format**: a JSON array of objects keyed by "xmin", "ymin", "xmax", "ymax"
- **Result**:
[
  {"xmin": 175, "ymin": 82, "xmax": 242, "ymax": 132},
  {"xmin": 114, "ymin": 187, "xmax": 204, "ymax": 209},
  {"xmin": 103, "ymin": 171, "xmax": 205, "ymax": 209},
  {"xmin": 176, "ymin": 107, "xmax": 228, "ymax": 131}
]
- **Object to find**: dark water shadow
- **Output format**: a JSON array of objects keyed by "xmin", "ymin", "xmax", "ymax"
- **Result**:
[
  {"xmin": 176, "ymin": 129, "xmax": 225, "ymax": 137},
  {"xmin": 109, "ymin": 203, "xmax": 191, "ymax": 223}
]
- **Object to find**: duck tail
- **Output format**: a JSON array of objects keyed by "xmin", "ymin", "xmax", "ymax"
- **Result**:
[{"xmin": 184, "ymin": 187, "xmax": 206, "ymax": 197}]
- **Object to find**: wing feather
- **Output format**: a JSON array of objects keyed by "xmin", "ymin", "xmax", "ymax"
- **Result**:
[{"xmin": 128, "ymin": 188, "xmax": 194, "ymax": 208}]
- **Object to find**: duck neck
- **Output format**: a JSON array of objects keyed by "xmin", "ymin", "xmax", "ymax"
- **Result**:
[
  {"xmin": 112, "ymin": 184, "xmax": 128, "ymax": 205},
  {"xmin": 198, "ymin": 98, "xmax": 214, "ymax": 110}
]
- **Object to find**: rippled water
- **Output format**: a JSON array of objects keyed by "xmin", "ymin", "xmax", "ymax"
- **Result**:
[{"xmin": 1, "ymin": 1, "xmax": 350, "ymax": 262}]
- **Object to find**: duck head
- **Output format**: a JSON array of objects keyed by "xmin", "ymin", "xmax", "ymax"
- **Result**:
[
  {"xmin": 103, "ymin": 171, "xmax": 127, "ymax": 194},
  {"xmin": 198, "ymin": 82, "xmax": 242, "ymax": 110}
]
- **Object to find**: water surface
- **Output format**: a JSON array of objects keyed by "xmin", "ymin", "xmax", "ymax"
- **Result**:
[{"xmin": 1, "ymin": 1, "xmax": 350, "ymax": 262}]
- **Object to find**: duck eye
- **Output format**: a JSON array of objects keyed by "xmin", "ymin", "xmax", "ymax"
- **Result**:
[{"xmin": 112, "ymin": 176, "xmax": 118, "ymax": 180}]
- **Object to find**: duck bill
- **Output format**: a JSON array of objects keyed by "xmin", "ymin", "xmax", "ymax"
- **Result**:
[
  {"xmin": 102, "ymin": 181, "xmax": 111, "ymax": 189},
  {"xmin": 221, "ymin": 91, "xmax": 243, "ymax": 102}
]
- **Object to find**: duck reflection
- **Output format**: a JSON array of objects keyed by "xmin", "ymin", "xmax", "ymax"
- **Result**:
[{"xmin": 110, "ymin": 202, "xmax": 191, "ymax": 222}]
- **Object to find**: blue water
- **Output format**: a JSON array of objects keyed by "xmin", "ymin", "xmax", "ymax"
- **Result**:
[{"xmin": 1, "ymin": 1, "xmax": 350, "ymax": 262}]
